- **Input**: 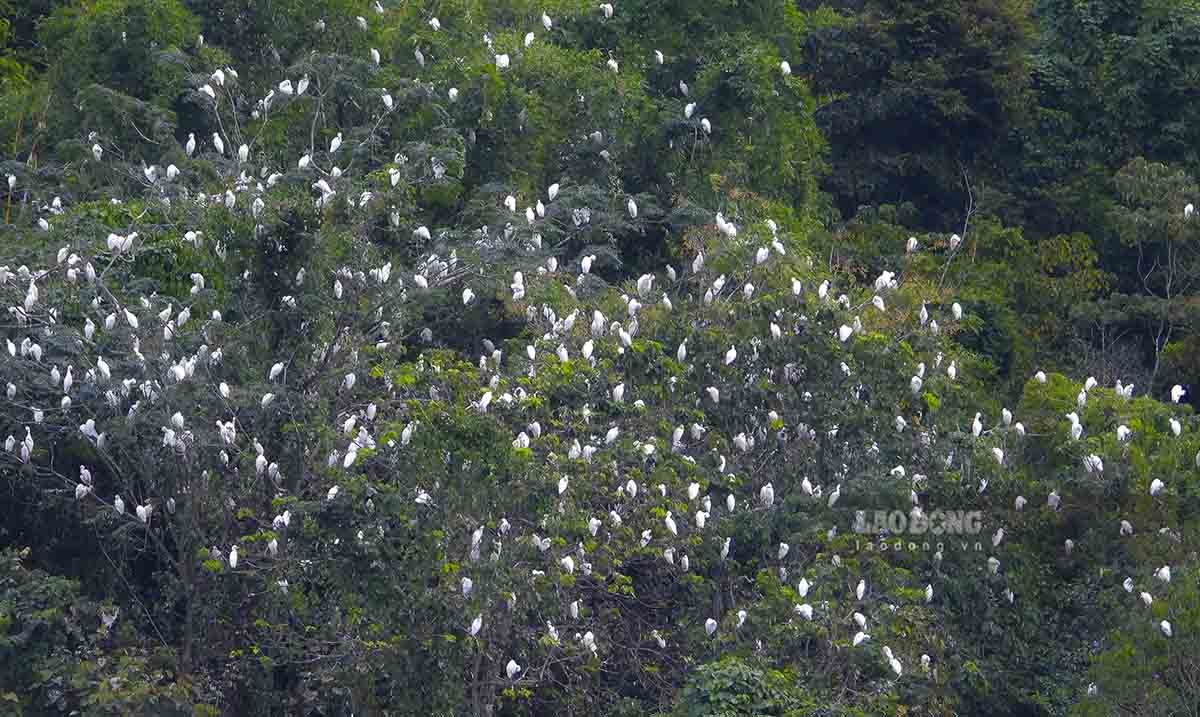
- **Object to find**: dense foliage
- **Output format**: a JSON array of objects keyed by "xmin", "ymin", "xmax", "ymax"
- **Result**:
[{"xmin": 0, "ymin": 1, "xmax": 1197, "ymax": 715}]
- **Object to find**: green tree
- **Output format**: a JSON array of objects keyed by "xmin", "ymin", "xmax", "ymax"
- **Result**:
[{"xmin": 802, "ymin": 0, "xmax": 1034, "ymax": 226}]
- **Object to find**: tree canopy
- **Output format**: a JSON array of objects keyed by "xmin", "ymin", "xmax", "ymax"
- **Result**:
[{"xmin": 0, "ymin": 1, "xmax": 1197, "ymax": 715}]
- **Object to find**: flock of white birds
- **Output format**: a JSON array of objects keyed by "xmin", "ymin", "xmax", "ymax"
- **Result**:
[{"xmin": 1, "ymin": 0, "xmax": 1195, "ymax": 702}]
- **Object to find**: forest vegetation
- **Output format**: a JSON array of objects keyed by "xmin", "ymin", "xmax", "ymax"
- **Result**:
[{"xmin": 0, "ymin": 0, "xmax": 1198, "ymax": 715}]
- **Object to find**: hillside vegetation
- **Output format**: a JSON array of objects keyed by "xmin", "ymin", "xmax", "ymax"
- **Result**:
[{"xmin": 0, "ymin": 1, "xmax": 1198, "ymax": 715}]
